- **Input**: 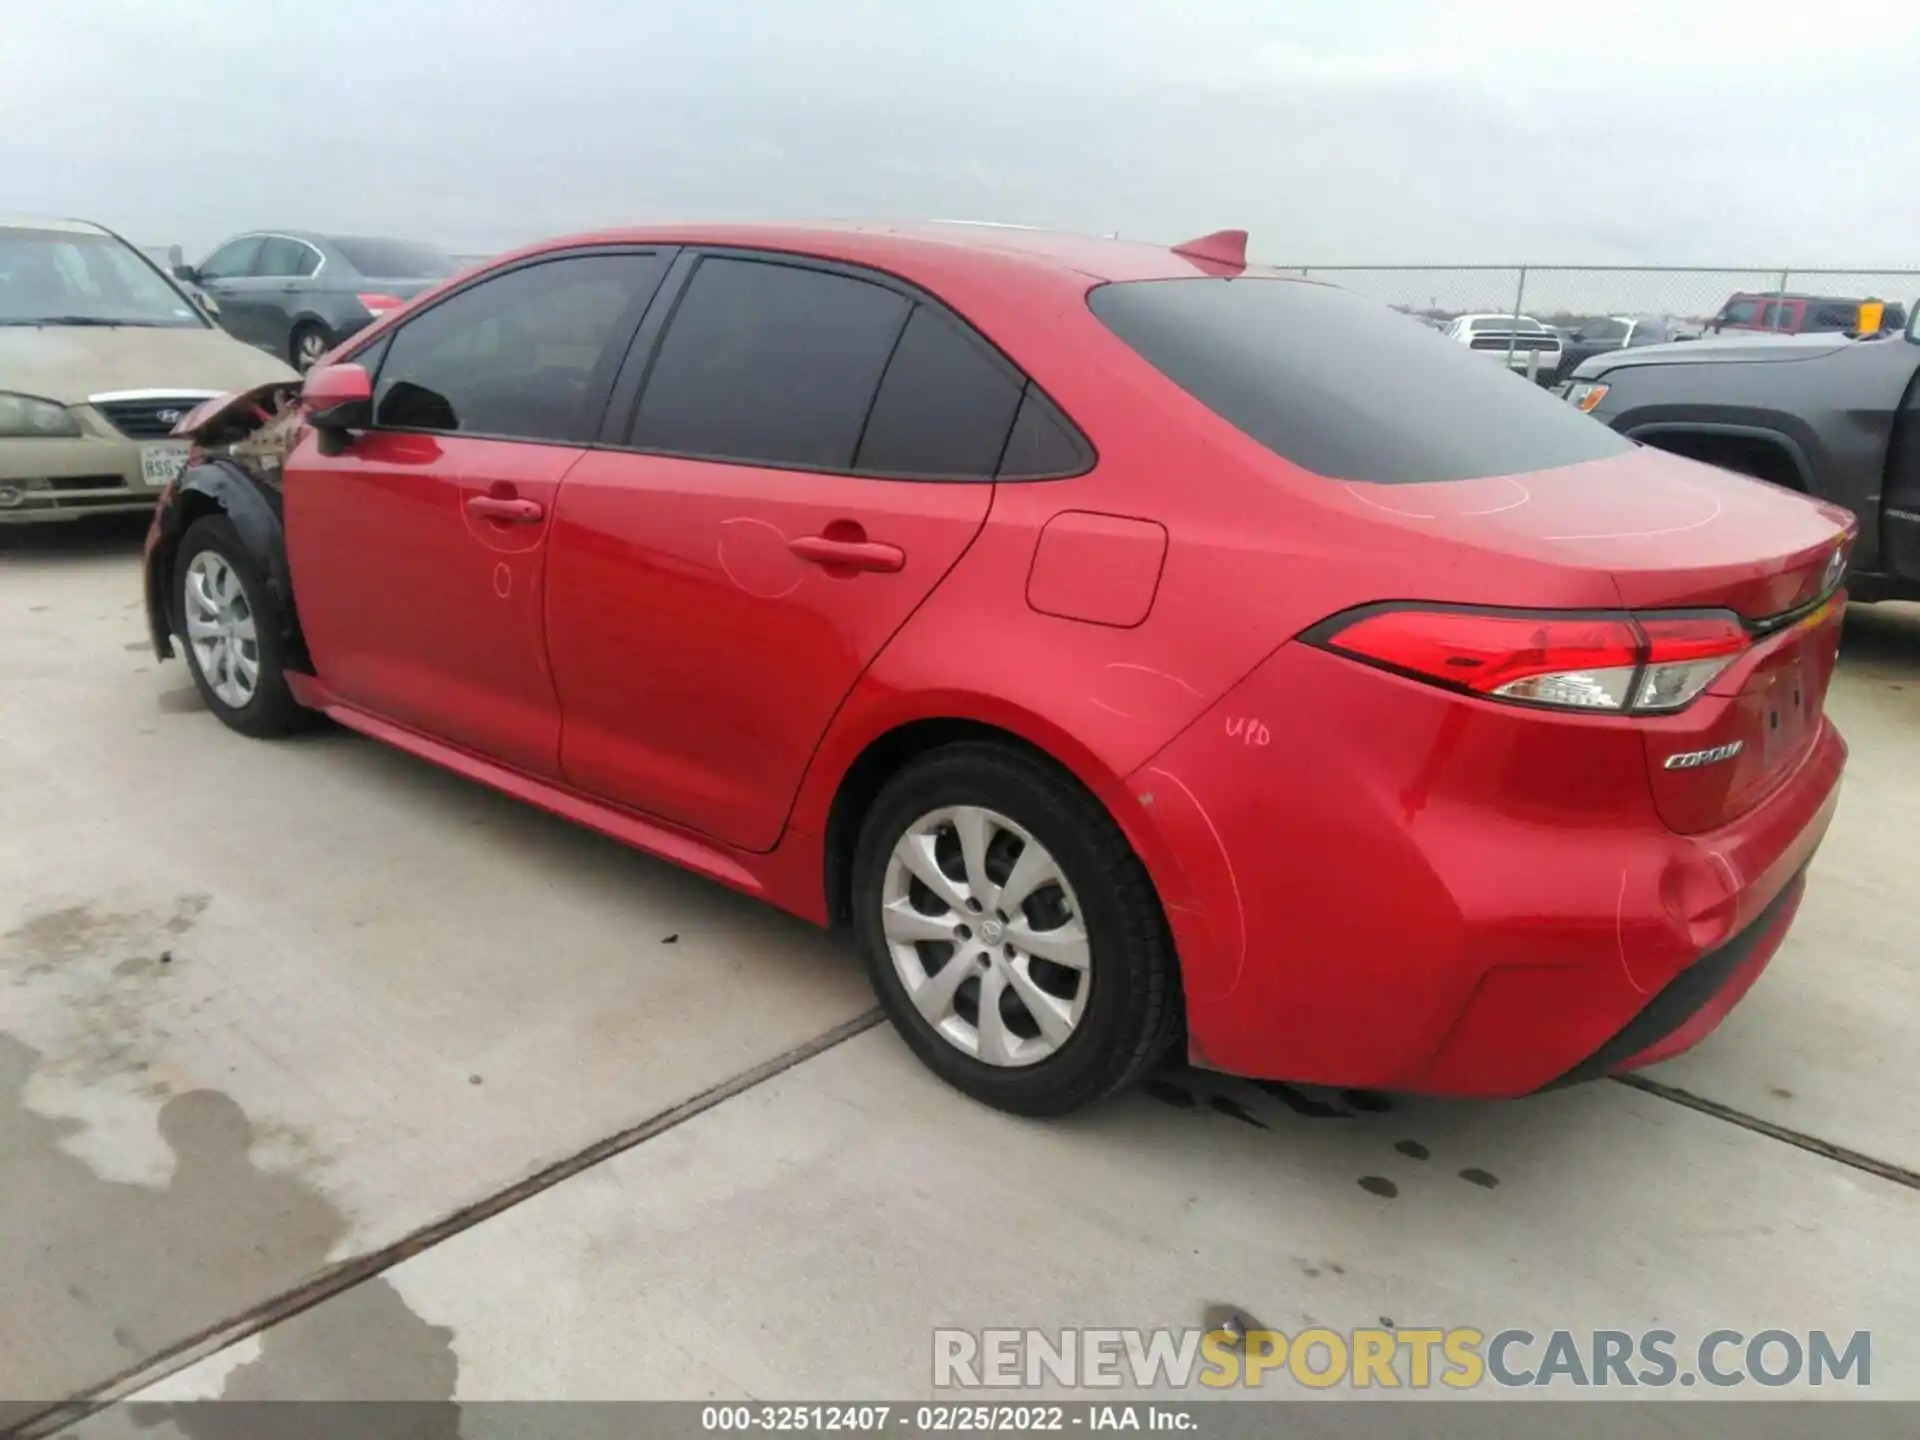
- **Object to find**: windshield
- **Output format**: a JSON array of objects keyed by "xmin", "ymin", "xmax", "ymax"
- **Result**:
[
  {"xmin": 334, "ymin": 237, "xmax": 460, "ymax": 278},
  {"xmin": 1088, "ymin": 277, "xmax": 1631, "ymax": 484},
  {"xmin": 1581, "ymin": 319, "xmax": 1629, "ymax": 342},
  {"xmin": 0, "ymin": 228, "xmax": 206, "ymax": 328}
]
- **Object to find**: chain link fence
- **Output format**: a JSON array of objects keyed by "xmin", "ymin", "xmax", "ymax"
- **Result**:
[{"xmin": 1262, "ymin": 264, "xmax": 1920, "ymax": 335}]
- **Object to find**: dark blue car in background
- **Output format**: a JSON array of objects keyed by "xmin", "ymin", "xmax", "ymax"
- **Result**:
[{"xmin": 175, "ymin": 232, "xmax": 462, "ymax": 371}]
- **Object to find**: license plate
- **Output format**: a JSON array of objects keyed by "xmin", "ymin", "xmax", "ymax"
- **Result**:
[{"xmin": 140, "ymin": 443, "xmax": 190, "ymax": 487}]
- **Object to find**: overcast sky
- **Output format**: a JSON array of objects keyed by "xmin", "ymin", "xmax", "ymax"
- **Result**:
[{"xmin": 5, "ymin": 0, "xmax": 1918, "ymax": 269}]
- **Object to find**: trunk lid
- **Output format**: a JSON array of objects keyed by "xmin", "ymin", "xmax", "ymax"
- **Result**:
[{"xmin": 1337, "ymin": 446, "xmax": 1854, "ymax": 832}]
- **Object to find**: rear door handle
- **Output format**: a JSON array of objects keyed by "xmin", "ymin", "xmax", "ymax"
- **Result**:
[
  {"xmin": 467, "ymin": 495, "xmax": 544, "ymax": 524},
  {"xmin": 788, "ymin": 535, "xmax": 905, "ymax": 573}
]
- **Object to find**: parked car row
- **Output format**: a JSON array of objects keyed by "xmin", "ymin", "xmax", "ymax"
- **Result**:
[
  {"xmin": 173, "ymin": 231, "xmax": 463, "ymax": 372},
  {"xmin": 0, "ymin": 214, "xmax": 296, "ymax": 524}
]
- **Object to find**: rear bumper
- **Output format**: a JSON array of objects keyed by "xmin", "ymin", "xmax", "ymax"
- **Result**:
[
  {"xmin": 1543, "ymin": 869, "xmax": 1805, "ymax": 1087},
  {"xmin": 1129, "ymin": 639, "xmax": 1846, "ymax": 1096}
]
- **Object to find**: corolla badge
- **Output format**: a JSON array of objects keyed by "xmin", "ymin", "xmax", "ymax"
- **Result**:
[{"xmin": 1664, "ymin": 741, "xmax": 1744, "ymax": 771}]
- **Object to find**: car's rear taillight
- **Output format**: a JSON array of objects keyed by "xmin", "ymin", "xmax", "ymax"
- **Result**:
[
  {"xmin": 1312, "ymin": 606, "xmax": 1749, "ymax": 715},
  {"xmin": 356, "ymin": 292, "xmax": 405, "ymax": 316}
]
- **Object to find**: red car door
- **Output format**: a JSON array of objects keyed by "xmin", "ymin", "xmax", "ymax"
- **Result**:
[
  {"xmin": 545, "ymin": 254, "xmax": 1025, "ymax": 851},
  {"xmin": 283, "ymin": 249, "xmax": 675, "ymax": 776}
]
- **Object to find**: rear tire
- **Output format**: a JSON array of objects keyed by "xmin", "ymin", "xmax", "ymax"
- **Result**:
[
  {"xmin": 290, "ymin": 322, "xmax": 333, "ymax": 372},
  {"xmin": 175, "ymin": 515, "xmax": 311, "ymax": 739},
  {"xmin": 852, "ymin": 742, "xmax": 1182, "ymax": 1116}
]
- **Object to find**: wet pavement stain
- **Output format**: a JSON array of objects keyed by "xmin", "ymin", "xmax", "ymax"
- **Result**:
[
  {"xmin": 1394, "ymin": 1139, "xmax": 1431, "ymax": 1160},
  {"xmin": 0, "ymin": 1033, "xmax": 385, "ymax": 1408},
  {"xmin": 124, "ymin": 1282, "xmax": 462, "ymax": 1438},
  {"xmin": 3, "ymin": 895, "xmax": 212, "ymax": 1087},
  {"xmin": 1459, "ymin": 1167, "xmax": 1500, "ymax": 1189},
  {"xmin": 1357, "ymin": 1176, "xmax": 1400, "ymax": 1198}
]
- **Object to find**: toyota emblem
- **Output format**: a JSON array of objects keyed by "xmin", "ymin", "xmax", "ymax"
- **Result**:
[{"xmin": 1822, "ymin": 547, "xmax": 1847, "ymax": 593}]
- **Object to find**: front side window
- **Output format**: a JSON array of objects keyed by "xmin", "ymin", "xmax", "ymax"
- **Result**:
[
  {"xmin": 631, "ymin": 257, "xmax": 911, "ymax": 470},
  {"xmin": 372, "ymin": 252, "xmax": 668, "ymax": 443},
  {"xmin": 198, "ymin": 237, "xmax": 263, "ymax": 281},
  {"xmin": 1718, "ymin": 299, "xmax": 1760, "ymax": 326},
  {"xmin": 0, "ymin": 227, "xmax": 206, "ymax": 328},
  {"xmin": 1088, "ymin": 277, "xmax": 1630, "ymax": 484},
  {"xmin": 1759, "ymin": 302, "xmax": 1798, "ymax": 330}
]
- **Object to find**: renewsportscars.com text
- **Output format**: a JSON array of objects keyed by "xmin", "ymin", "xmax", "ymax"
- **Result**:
[{"xmin": 933, "ymin": 1326, "xmax": 1871, "ymax": 1391}]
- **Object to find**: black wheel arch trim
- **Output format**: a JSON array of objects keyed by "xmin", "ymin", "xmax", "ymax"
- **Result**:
[
  {"xmin": 146, "ymin": 460, "xmax": 310, "ymax": 672},
  {"xmin": 1620, "ymin": 418, "xmax": 1818, "ymax": 491}
]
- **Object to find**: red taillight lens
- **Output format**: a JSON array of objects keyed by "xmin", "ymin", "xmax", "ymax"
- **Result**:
[
  {"xmin": 1315, "ymin": 606, "xmax": 1749, "ymax": 714},
  {"xmin": 356, "ymin": 292, "xmax": 405, "ymax": 316}
]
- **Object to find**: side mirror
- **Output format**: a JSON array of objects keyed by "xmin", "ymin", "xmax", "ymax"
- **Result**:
[
  {"xmin": 172, "ymin": 263, "xmax": 200, "ymax": 284},
  {"xmin": 302, "ymin": 363, "xmax": 373, "ymax": 434}
]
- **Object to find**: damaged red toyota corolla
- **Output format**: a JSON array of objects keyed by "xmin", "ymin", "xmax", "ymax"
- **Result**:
[{"xmin": 143, "ymin": 224, "xmax": 1851, "ymax": 1115}]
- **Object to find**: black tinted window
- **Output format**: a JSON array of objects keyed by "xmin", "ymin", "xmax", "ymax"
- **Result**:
[
  {"xmin": 1803, "ymin": 303, "xmax": 1856, "ymax": 331},
  {"xmin": 1720, "ymin": 300, "xmax": 1759, "ymax": 325},
  {"xmin": 199, "ymin": 237, "xmax": 262, "ymax": 280},
  {"xmin": 374, "ymin": 253, "xmax": 667, "ymax": 443},
  {"xmin": 335, "ymin": 238, "xmax": 458, "ymax": 278},
  {"xmin": 998, "ymin": 388, "xmax": 1092, "ymax": 479},
  {"xmin": 255, "ymin": 237, "xmax": 318, "ymax": 278},
  {"xmin": 634, "ymin": 258, "xmax": 909, "ymax": 469},
  {"xmin": 854, "ymin": 306, "xmax": 1023, "ymax": 478},
  {"xmin": 1089, "ymin": 278, "xmax": 1630, "ymax": 484}
]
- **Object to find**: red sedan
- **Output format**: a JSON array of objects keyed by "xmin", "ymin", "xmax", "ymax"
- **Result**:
[{"xmin": 144, "ymin": 223, "xmax": 1851, "ymax": 1115}]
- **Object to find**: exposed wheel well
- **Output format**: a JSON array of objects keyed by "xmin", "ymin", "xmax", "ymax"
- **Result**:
[
  {"xmin": 1634, "ymin": 430, "xmax": 1806, "ymax": 491},
  {"xmin": 151, "ymin": 489, "xmax": 226, "ymax": 627},
  {"xmin": 823, "ymin": 719, "xmax": 1085, "ymax": 929}
]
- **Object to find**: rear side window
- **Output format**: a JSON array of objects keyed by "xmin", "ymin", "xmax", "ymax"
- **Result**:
[
  {"xmin": 1802, "ymin": 302, "xmax": 1857, "ymax": 331},
  {"xmin": 1088, "ymin": 278, "xmax": 1630, "ymax": 484},
  {"xmin": 853, "ymin": 305, "xmax": 1024, "ymax": 479},
  {"xmin": 255, "ymin": 237, "xmax": 319, "ymax": 279},
  {"xmin": 633, "ymin": 257, "xmax": 909, "ymax": 469},
  {"xmin": 373, "ymin": 252, "xmax": 668, "ymax": 443},
  {"xmin": 998, "ymin": 389, "xmax": 1092, "ymax": 479}
]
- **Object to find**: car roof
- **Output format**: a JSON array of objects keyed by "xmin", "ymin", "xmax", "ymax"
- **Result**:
[
  {"xmin": 0, "ymin": 214, "xmax": 110, "ymax": 236},
  {"xmin": 482, "ymin": 220, "xmax": 1276, "ymax": 293}
]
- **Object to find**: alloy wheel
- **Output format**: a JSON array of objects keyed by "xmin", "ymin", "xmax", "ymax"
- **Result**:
[
  {"xmin": 183, "ymin": 551, "xmax": 260, "ymax": 708},
  {"xmin": 880, "ymin": 805, "xmax": 1091, "ymax": 1067}
]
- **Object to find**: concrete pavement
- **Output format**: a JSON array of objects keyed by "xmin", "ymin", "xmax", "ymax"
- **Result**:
[{"xmin": 3, "ymin": 519, "xmax": 1915, "ymax": 1427}]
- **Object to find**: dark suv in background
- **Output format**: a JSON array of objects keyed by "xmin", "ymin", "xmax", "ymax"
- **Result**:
[
  {"xmin": 1710, "ymin": 291, "xmax": 1906, "ymax": 336},
  {"xmin": 176, "ymin": 232, "xmax": 461, "ymax": 371}
]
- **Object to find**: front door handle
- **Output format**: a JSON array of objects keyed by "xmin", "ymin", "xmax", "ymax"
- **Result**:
[
  {"xmin": 788, "ymin": 534, "xmax": 905, "ymax": 573},
  {"xmin": 467, "ymin": 495, "xmax": 544, "ymax": 524}
]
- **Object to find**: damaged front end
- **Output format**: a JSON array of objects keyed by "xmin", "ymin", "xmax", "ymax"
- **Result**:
[
  {"xmin": 143, "ymin": 381, "xmax": 312, "ymax": 666},
  {"xmin": 170, "ymin": 380, "xmax": 308, "ymax": 487}
]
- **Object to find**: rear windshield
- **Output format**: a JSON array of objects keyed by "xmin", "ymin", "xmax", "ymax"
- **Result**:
[
  {"xmin": 1088, "ymin": 278, "xmax": 1630, "ymax": 484},
  {"xmin": 333, "ymin": 238, "xmax": 458, "ymax": 278}
]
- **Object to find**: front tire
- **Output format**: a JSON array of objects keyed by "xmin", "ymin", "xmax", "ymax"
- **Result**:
[
  {"xmin": 175, "ymin": 515, "xmax": 310, "ymax": 738},
  {"xmin": 852, "ymin": 742, "xmax": 1181, "ymax": 1116}
]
